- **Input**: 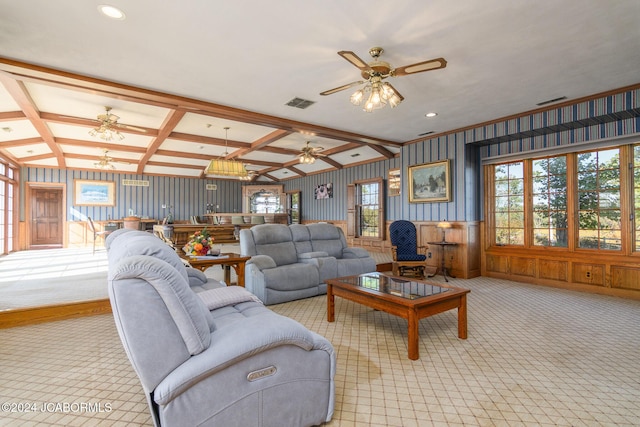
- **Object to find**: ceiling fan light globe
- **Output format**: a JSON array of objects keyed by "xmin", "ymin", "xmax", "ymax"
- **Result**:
[
  {"xmin": 388, "ymin": 94, "xmax": 402, "ymax": 108},
  {"xmin": 350, "ymin": 89, "xmax": 364, "ymax": 105}
]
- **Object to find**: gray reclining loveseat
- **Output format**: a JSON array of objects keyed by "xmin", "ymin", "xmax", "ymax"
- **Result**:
[
  {"xmin": 240, "ymin": 223, "xmax": 376, "ymax": 305},
  {"xmin": 106, "ymin": 230, "xmax": 336, "ymax": 427}
]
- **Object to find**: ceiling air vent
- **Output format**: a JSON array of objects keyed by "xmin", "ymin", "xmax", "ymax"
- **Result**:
[
  {"xmin": 536, "ymin": 96, "xmax": 567, "ymax": 106},
  {"xmin": 418, "ymin": 131, "xmax": 435, "ymax": 137},
  {"xmin": 286, "ymin": 97, "xmax": 315, "ymax": 109}
]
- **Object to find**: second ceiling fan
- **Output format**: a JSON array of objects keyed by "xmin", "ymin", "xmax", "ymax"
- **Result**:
[{"xmin": 320, "ymin": 47, "xmax": 447, "ymax": 112}]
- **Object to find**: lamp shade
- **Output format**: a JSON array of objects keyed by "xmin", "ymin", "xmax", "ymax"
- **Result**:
[
  {"xmin": 437, "ymin": 221, "xmax": 452, "ymax": 229},
  {"xmin": 205, "ymin": 159, "xmax": 248, "ymax": 177}
]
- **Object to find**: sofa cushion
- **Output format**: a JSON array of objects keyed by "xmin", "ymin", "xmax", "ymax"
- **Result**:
[
  {"xmin": 108, "ymin": 231, "xmax": 189, "ymax": 282},
  {"xmin": 290, "ymin": 224, "xmax": 313, "ymax": 254},
  {"xmin": 263, "ymin": 263, "xmax": 320, "ymax": 291},
  {"xmin": 307, "ymin": 223, "xmax": 345, "ymax": 258},
  {"xmin": 110, "ymin": 255, "xmax": 212, "ymax": 355},
  {"xmin": 197, "ymin": 286, "xmax": 262, "ymax": 311},
  {"xmin": 251, "ymin": 224, "xmax": 298, "ymax": 266}
]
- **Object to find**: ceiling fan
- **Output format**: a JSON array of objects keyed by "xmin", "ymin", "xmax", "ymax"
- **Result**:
[
  {"xmin": 94, "ymin": 148, "xmax": 130, "ymax": 170},
  {"xmin": 297, "ymin": 141, "xmax": 325, "ymax": 164},
  {"xmin": 88, "ymin": 106, "xmax": 146, "ymax": 141},
  {"xmin": 320, "ymin": 47, "xmax": 447, "ymax": 112}
]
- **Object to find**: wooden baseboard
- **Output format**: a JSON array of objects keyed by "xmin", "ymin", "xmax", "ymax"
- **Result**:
[{"xmin": 0, "ymin": 299, "xmax": 112, "ymax": 329}]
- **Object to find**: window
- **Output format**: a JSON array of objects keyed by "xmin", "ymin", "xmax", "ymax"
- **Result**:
[
  {"xmin": 347, "ymin": 178, "xmax": 384, "ymax": 240},
  {"xmin": 494, "ymin": 162, "xmax": 524, "ymax": 245},
  {"xmin": 489, "ymin": 147, "xmax": 628, "ymax": 252},
  {"xmin": 532, "ymin": 156, "xmax": 568, "ymax": 247},
  {"xmin": 358, "ymin": 181, "xmax": 380, "ymax": 237},
  {"xmin": 577, "ymin": 148, "xmax": 621, "ymax": 250}
]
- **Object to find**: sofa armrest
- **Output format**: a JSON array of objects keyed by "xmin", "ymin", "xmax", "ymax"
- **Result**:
[
  {"xmin": 154, "ymin": 313, "xmax": 327, "ymax": 404},
  {"xmin": 186, "ymin": 267, "xmax": 208, "ymax": 286},
  {"xmin": 246, "ymin": 254, "xmax": 277, "ymax": 270},
  {"xmin": 342, "ymin": 247, "xmax": 371, "ymax": 259},
  {"xmin": 298, "ymin": 251, "xmax": 329, "ymax": 260}
]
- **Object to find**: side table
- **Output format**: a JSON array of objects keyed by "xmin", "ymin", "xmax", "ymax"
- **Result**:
[
  {"xmin": 426, "ymin": 241, "xmax": 458, "ymax": 282},
  {"xmin": 180, "ymin": 253, "xmax": 250, "ymax": 287}
]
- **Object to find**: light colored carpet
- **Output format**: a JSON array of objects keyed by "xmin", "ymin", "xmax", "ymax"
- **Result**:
[{"xmin": 1, "ymin": 275, "xmax": 639, "ymax": 426}]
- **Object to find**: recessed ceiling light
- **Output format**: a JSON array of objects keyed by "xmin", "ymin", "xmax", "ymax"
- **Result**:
[
  {"xmin": 98, "ymin": 5, "xmax": 126, "ymax": 20},
  {"xmin": 425, "ymin": 112, "xmax": 438, "ymax": 118}
]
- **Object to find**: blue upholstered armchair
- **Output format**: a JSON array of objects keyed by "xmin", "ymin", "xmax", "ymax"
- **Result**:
[{"xmin": 389, "ymin": 220, "xmax": 428, "ymax": 277}]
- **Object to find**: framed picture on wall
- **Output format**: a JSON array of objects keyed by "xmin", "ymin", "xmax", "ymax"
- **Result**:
[
  {"xmin": 74, "ymin": 179, "xmax": 116, "ymax": 206},
  {"xmin": 314, "ymin": 183, "xmax": 333, "ymax": 199},
  {"xmin": 408, "ymin": 160, "xmax": 451, "ymax": 203},
  {"xmin": 388, "ymin": 168, "xmax": 400, "ymax": 196}
]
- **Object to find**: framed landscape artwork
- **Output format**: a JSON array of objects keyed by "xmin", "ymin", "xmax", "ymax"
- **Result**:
[
  {"xmin": 74, "ymin": 179, "xmax": 116, "ymax": 206},
  {"xmin": 408, "ymin": 160, "xmax": 451, "ymax": 203}
]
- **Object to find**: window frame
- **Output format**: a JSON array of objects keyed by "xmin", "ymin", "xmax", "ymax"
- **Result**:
[
  {"xmin": 487, "ymin": 144, "xmax": 635, "ymax": 254},
  {"xmin": 347, "ymin": 177, "xmax": 385, "ymax": 241}
]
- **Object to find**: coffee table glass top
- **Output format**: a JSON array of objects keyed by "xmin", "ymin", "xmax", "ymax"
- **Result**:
[{"xmin": 340, "ymin": 272, "xmax": 450, "ymax": 300}]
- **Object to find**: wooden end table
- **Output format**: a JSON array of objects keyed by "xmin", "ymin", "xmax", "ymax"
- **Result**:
[
  {"xmin": 326, "ymin": 272, "xmax": 469, "ymax": 360},
  {"xmin": 181, "ymin": 253, "xmax": 250, "ymax": 287}
]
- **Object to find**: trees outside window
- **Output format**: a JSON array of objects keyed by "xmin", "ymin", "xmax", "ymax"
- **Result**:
[
  {"xmin": 490, "ymin": 146, "xmax": 629, "ymax": 252},
  {"xmin": 577, "ymin": 148, "xmax": 621, "ymax": 250},
  {"xmin": 347, "ymin": 178, "xmax": 384, "ymax": 240},
  {"xmin": 532, "ymin": 156, "xmax": 568, "ymax": 247},
  {"xmin": 494, "ymin": 162, "xmax": 524, "ymax": 245}
]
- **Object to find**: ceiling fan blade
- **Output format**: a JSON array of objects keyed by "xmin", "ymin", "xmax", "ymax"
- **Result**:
[
  {"xmin": 393, "ymin": 57, "xmax": 447, "ymax": 76},
  {"xmin": 338, "ymin": 51, "xmax": 372, "ymax": 72},
  {"xmin": 320, "ymin": 80, "xmax": 364, "ymax": 96}
]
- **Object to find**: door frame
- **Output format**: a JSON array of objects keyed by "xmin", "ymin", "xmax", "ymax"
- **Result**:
[{"xmin": 25, "ymin": 182, "xmax": 67, "ymax": 248}]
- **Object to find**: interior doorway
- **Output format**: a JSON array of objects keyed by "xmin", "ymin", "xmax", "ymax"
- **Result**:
[{"xmin": 29, "ymin": 186, "xmax": 64, "ymax": 248}]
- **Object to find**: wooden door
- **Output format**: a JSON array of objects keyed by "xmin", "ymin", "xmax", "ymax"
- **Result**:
[{"xmin": 31, "ymin": 188, "xmax": 63, "ymax": 247}]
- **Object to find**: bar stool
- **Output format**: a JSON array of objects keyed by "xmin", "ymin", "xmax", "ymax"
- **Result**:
[
  {"xmin": 232, "ymin": 216, "xmax": 244, "ymax": 240},
  {"xmin": 250, "ymin": 216, "xmax": 265, "ymax": 225},
  {"xmin": 123, "ymin": 216, "xmax": 141, "ymax": 230}
]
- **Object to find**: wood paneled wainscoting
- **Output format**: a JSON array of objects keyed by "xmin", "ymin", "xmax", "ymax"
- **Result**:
[
  {"xmin": 306, "ymin": 220, "xmax": 482, "ymax": 280},
  {"xmin": 482, "ymin": 244, "xmax": 640, "ymax": 300}
]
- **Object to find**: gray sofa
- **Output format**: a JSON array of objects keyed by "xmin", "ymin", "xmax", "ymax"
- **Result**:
[
  {"xmin": 240, "ymin": 223, "xmax": 376, "ymax": 305},
  {"xmin": 106, "ymin": 230, "xmax": 336, "ymax": 427}
]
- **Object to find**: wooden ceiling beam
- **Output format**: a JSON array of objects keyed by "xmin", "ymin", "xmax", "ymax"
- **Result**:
[
  {"xmin": 0, "ymin": 137, "xmax": 43, "ymax": 147},
  {"xmin": 137, "ymin": 109, "xmax": 186, "ymax": 174},
  {"xmin": 317, "ymin": 156, "xmax": 344, "ymax": 169},
  {"xmin": 168, "ymin": 131, "xmax": 248, "ymax": 148},
  {"xmin": 231, "ymin": 129, "xmax": 293, "ymax": 158},
  {"xmin": 19, "ymin": 153, "xmax": 55, "ymax": 162},
  {"xmin": 0, "ymin": 110, "xmax": 25, "ymax": 121},
  {"xmin": 0, "ymin": 74, "xmax": 66, "ymax": 167},
  {"xmin": 40, "ymin": 112, "xmax": 157, "ymax": 137},
  {"xmin": 145, "ymin": 160, "xmax": 204, "ymax": 170},
  {"xmin": 0, "ymin": 58, "xmax": 402, "ymax": 148},
  {"xmin": 56, "ymin": 138, "xmax": 147, "ymax": 153},
  {"xmin": 64, "ymin": 152, "xmax": 134, "ymax": 164}
]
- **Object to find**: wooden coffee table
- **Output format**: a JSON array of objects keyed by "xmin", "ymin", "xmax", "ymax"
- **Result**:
[
  {"xmin": 181, "ymin": 253, "xmax": 250, "ymax": 287},
  {"xmin": 326, "ymin": 272, "xmax": 470, "ymax": 360}
]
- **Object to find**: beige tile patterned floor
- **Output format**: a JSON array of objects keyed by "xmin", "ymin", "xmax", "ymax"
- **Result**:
[{"xmin": 1, "ymin": 273, "xmax": 639, "ymax": 426}]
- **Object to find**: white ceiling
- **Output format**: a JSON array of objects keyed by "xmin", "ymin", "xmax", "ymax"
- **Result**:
[{"xmin": 0, "ymin": 0, "xmax": 639, "ymax": 180}]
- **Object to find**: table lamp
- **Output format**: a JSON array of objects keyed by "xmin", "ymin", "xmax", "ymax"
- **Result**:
[{"xmin": 437, "ymin": 220, "xmax": 452, "ymax": 242}]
